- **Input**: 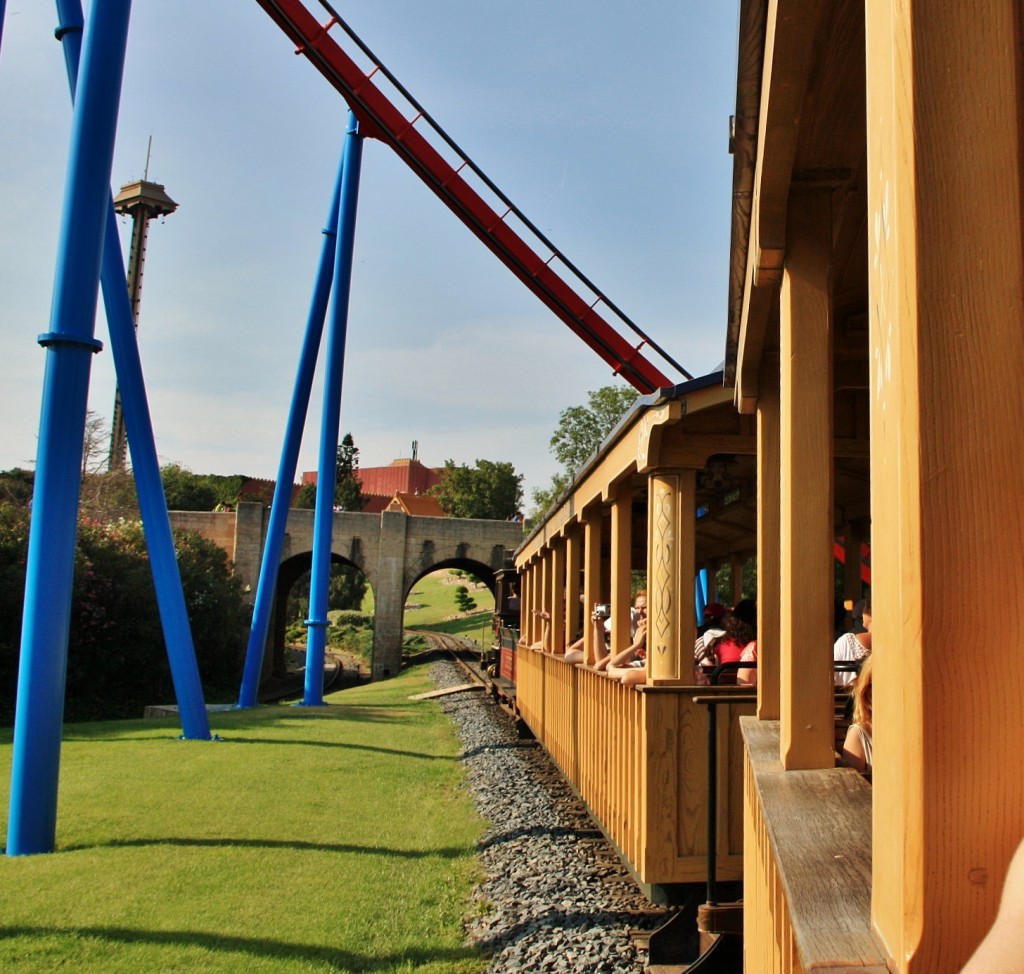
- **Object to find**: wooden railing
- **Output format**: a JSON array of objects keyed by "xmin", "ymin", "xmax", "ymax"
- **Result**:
[
  {"xmin": 516, "ymin": 647, "xmax": 754, "ymax": 888},
  {"xmin": 741, "ymin": 718, "xmax": 888, "ymax": 973}
]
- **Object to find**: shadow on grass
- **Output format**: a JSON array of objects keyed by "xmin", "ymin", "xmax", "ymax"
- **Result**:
[
  {"xmin": 64, "ymin": 705, "xmax": 425, "ymax": 742},
  {"xmin": 219, "ymin": 738, "xmax": 457, "ymax": 760},
  {"xmin": 0, "ymin": 924, "xmax": 483, "ymax": 971},
  {"xmin": 62, "ymin": 836, "xmax": 473, "ymax": 859}
]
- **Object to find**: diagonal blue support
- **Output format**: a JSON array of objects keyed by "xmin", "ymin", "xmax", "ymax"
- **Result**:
[
  {"xmin": 54, "ymin": 0, "xmax": 211, "ymax": 741},
  {"xmin": 237, "ymin": 143, "xmax": 347, "ymax": 708},
  {"xmin": 303, "ymin": 112, "xmax": 363, "ymax": 707},
  {"xmin": 7, "ymin": 0, "xmax": 133, "ymax": 857}
]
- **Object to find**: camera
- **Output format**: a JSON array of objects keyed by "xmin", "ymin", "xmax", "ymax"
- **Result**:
[{"xmin": 593, "ymin": 603, "xmax": 611, "ymax": 619}]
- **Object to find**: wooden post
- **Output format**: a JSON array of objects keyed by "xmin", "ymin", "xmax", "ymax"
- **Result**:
[
  {"xmin": 582, "ymin": 511, "xmax": 603, "ymax": 665},
  {"xmin": 757, "ymin": 347, "xmax": 781, "ymax": 720},
  {"xmin": 866, "ymin": 3, "xmax": 1024, "ymax": 966},
  {"xmin": 524, "ymin": 561, "xmax": 540, "ymax": 643},
  {"xmin": 609, "ymin": 487, "xmax": 633, "ymax": 655},
  {"xmin": 550, "ymin": 540, "xmax": 566, "ymax": 654},
  {"xmin": 779, "ymin": 189, "xmax": 834, "ymax": 770},
  {"xmin": 566, "ymin": 528, "xmax": 582, "ymax": 649},
  {"xmin": 648, "ymin": 468, "xmax": 696, "ymax": 685}
]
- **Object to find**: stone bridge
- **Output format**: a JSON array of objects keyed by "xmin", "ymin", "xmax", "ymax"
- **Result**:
[{"xmin": 168, "ymin": 501, "xmax": 524, "ymax": 681}]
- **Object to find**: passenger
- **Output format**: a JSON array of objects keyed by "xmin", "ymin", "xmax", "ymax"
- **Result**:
[
  {"xmin": 710, "ymin": 598, "xmax": 757, "ymax": 685},
  {"xmin": 694, "ymin": 606, "xmax": 728, "ymax": 683},
  {"xmin": 605, "ymin": 592, "xmax": 648, "ymax": 686},
  {"xmin": 593, "ymin": 589, "xmax": 647, "ymax": 675},
  {"xmin": 563, "ymin": 593, "xmax": 588, "ymax": 664},
  {"xmin": 519, "ymin": 608, "xmax": 551, "ymax": 652},
  {"xmin": 839, "ymin": 656, "xmax": 873, "ymax": 774},
  {"xmin": 834, "ymin": 597, "xmax": 872, "ymax": 686},
  {"xmin": 700, "ymin": 601, "xmax": 727, "ymax": 635}
]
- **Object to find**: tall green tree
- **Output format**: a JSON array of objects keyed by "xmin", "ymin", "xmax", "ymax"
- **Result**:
[
  {"xmin": 532, "ymin": 384, "xmax": 640, "ymax": 516},
  {"xmin": 430, "ymin": 459, "xmax": 523, "ymax": 520},
  {"xmin": 335, "ymin": 432, "xmax": 365, "ymax": 512}
]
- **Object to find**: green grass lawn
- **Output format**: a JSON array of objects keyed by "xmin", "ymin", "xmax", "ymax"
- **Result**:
[
  {"xmin": 401, "ymin": 573, "xmax": 494, "ymax": 652},
  {"xmin": 0, "ymin": 664, "xmax": 488, "ymax": 974}
]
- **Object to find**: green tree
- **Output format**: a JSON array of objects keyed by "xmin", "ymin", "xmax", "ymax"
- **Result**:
[
  {"xmin": 0, "ymin": 503, "xmax": 247, "ymax": 724},
  {"xmin": 160, "ymin": 465, "xmax": 245, "ymax": 512},
  {"xmin": 293, "ymin": 482, "xmax": 317, "ymax": 509},
  {"xmin": 161, "ymin": 464, "xmax": 219, "ymax": 511},
  {"xmin": 429, "ymin": 459, "xmax": 523, "ymax": 520},
  {"xmin": 531, "ymin": 384, "xmax": 639, "ymax": 516},
  {"xmin": 335, "ymin": 432, "xmax": 365, "ymax": 512},
  {"xmin": 329, "ymin": 564, "xmax": 368, "ymax": 611},
  {"xmin": 0, "ymin": 468, "xmax": 34, "ymax": 506},
  {"xmin": 550, "ymin": 384, "xmax": 640, "ymax": 472}
]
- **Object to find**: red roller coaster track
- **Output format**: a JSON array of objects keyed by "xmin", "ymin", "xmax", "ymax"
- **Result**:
[{"xmin": 253, "ymin": 0, "xmax": 692, "ymax": 394}]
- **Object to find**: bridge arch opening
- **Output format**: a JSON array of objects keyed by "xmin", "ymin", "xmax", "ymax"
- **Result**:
[
  {"xmin": 271, "ymin": 552, "xmax": 374, "ymax": 681},
  {"xmin": 402, "ymin": 560, "xmax": 497, "ymax": 656}
]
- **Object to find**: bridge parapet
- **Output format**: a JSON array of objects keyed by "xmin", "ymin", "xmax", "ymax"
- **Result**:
[{"xmin": 168, "ymin": 502, "xmax": 525, "ymax": 680}]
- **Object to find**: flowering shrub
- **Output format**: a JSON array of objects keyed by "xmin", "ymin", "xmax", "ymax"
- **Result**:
[{"xmin": 0, "ymin": 504, "xmax": 248, "ymax": 723}]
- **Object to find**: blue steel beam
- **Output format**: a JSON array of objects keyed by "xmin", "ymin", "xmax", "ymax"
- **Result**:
[
  {"xmin": 7, "ymin": 0, "xmax": 133, "ymax": 857},
  {"xmin": 54, "ymin": 0, "xmax": 211, "ymax": 741},
  {"xmin": 237, "ymin": 145, "xmax": 346, "ymax": 708},
  {"xmin": 303, "ymin": 113, "xmax": 363, "ymax": 707}
]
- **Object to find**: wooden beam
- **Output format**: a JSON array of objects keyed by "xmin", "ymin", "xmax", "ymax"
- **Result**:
[
  {"xmin": 866, "ymin": 2, "xmax": 1024, "ymax": 966},
  {"xmin": 757, "ymin": 348, "xmax": 781, "ymax": 720},
  {"xmin": 779, "ymin": 190, "xmax": 835, "ymax": 770}
]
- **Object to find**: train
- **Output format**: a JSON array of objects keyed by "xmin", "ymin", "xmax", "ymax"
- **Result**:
[{"xmin": 473, "ymin": 5, "xmax": 1024, "ymax": 973}]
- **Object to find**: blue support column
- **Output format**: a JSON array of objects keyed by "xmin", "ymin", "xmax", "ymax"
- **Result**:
[
  {"xmin": 54, "ymin": 0, "xmax": 210, "ymax": 741},
  {"xmin": 303, "ymin": 113, "xmax": 363, "ymax": 707},
  {"xmin": 696, "ymin": 567, "xmax": 709, "ymax": 621},
  {"xmin": 237, "ymin": 148, "xmax": 346, "ymax": 708},
  {"xmin": 7, "ymin": 0, "xmax": 133, "ymax": 857}
]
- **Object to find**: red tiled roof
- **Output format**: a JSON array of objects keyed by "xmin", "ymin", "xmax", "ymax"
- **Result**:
[{"xmin": 385, "ymin": 492, "xmax": 447, "ymax": 517}]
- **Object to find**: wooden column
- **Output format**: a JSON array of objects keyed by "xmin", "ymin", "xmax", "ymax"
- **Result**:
[
  {"xmin": 609, "ymin": 487, "xmax": 633, "ymax": 655},
  {"xmin": 779, "ymin": 190, "xmax": 834, "ymax": 770},
  {"xmin": 866, "ymin": 3, "xmax": 1024, "ymax": 967},
  {"xmin": 541, "ymin": 550, "xmax": 553, "ymax": 647},
  {"xmin": 550, "ymin": 540, "xmax": 566, "ymax": 654},
  {"xmin": 647, "ymin": 468, "xmax": 696, "ymax": 685},
  {"xmin": 757, "ymin": 347, "xmax": 781, "ymax": 720},
  {"xmin": 522, "ymin": 561, "xmax": 535, "ymax": 643},
  {"xmin": 582, "ymin": 511, "xmax": 603, "ymax": 665},
  {"xmin": 565, "ymin": 528, "xmax": 582, "ymax": 648}
]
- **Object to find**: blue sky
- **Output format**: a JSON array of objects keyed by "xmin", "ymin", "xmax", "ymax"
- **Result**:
[{"xmin": 0, "ymin": 1, "xmax": 738, "ymax": 507}]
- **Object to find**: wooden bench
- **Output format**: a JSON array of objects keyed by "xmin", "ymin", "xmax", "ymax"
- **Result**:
[{"xmin": 742, "ymin": 718, "xmax": 888, "ymax": 971}]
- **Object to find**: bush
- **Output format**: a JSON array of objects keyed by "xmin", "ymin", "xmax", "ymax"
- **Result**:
[{"xmin": 0, "ymin": 505, "xmax": 248, "ymax": 723}]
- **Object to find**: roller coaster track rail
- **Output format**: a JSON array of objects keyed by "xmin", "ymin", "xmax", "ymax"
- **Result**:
[{"xmin": 252, "ymin": 0, "xmax": 693, "ymax": 394}]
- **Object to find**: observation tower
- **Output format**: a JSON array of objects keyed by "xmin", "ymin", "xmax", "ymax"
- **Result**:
[{"xmin": 107, "ymin": 174, "xmax": 177, "ymax": 469}]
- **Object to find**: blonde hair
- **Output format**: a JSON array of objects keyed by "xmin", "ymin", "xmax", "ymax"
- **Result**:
[{"xmin": 851, "ymin": 656, "xmax": 873, "ymax": 734}]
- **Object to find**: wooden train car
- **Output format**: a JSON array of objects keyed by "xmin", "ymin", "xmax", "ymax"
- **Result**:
[
  {"xmin": 726, "ymin": 2, "xmax": 1024, "ymax": 970},
  {"xmin": 514, "ymin": 373, "xmax": 760, "ymax": 913},
  {"xmin": 511, "ymin": 4, "xmax": 1024, "ymax": 971}
]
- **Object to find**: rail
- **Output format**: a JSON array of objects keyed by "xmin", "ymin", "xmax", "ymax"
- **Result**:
[{"xmin": 251, "ymin": 0, "xmax": 691, "ymax": 393}]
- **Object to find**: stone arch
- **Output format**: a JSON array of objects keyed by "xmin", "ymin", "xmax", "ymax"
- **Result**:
[
  {"xmin": 403, "ymin": 557, "xmax": 498, "ymax": 608},
  {"xmin": 271, "ymin": 550, "xmax": 373, "ymax": 678}
]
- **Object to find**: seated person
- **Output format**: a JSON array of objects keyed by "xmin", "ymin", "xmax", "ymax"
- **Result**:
[
  {"xmin": 520, "ymin": 608, "xmax": 551, "ymax": 651},
  {"xmin": 604, "ymin": 591, "xmax": 648, "ymax": 686},
  {"xmin": 605, "ymin": 614, "xmax": 648, "ymax": 686},
  {"xmin": 834, "ymin": 597, "xmax": 871, "ymax": 685},
  {"xmin": 707, "ymin": 599, "xmax": 757, "ymax": 685},
  {"xmin": 839, "ymin": 656, "xmax": 873, "ymax": 774},
  {"xmin": 592, "ymin": 591, "xmax": 646, "ymax": 669}
]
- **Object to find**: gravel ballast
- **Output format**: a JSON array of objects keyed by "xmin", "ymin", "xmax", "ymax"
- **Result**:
[{"xmin": 429, "ymin": 661, "xmax": 664, "ymax": 973}]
